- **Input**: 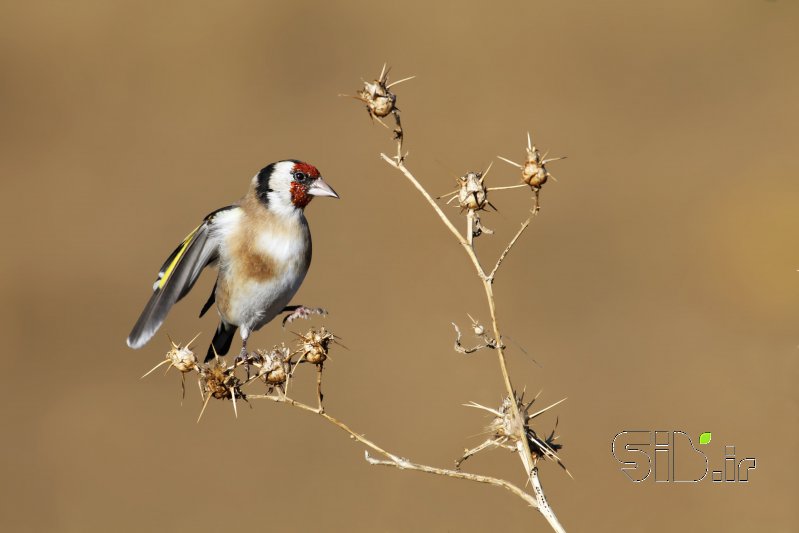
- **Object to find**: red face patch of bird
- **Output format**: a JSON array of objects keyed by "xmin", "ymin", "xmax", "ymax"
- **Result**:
[{"xmin": 289, "ymin": 180, "xmax": 313, "ymax": 208}]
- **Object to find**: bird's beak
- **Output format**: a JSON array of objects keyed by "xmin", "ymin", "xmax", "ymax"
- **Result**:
[{"xmin": 307, "ymin": 177, "xmax": 340, "ymax": 199}]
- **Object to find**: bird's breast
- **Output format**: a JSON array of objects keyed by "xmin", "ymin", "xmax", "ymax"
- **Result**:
[
  {"xmin": 221, "ymin": 206, "xmax": 311, "ymax": 280},
  {"xmin": 215, "ymin": 206, "xmax": 312, "ymax": 328}
]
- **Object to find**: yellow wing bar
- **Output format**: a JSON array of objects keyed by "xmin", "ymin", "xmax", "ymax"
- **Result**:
[{"xmin": 157, "ymin": 225, "xmax": 201, "ymax": 290}]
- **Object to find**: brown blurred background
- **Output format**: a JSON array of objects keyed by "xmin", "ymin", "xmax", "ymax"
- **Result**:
[{"xmin": 1, "ymin": 1, "xmax": 797, "ymax": 531}]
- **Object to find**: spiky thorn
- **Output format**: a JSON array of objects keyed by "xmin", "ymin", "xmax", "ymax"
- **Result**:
[
  {"xmin": 436, "ymin": 189, "xmax": 459, "ymax": 200},
  {"xmin": 526, "ymin": 397, "xmax": 567, "ymax": 422},
  {"xmin": 141, "ymin": 359, "xmax": 170, "ymax": 380},
  {"xmin": 197, "ymin": 393, "xmax": 212, "ymax": 424},
  {"xmin": 231, "ymin": 385, "xmax": 238, "ymax": 419},
  {"xmin": 463, "ymin": 400, "xmax": 503, "ymax": 417},
  {"xmin": 386, "ymin": 75, "xmax": 416, "ymax": 90}
]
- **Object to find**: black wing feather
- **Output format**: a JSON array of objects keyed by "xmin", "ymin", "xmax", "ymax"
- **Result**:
[
  {"xmin": 126, "ymin": 207, "xmax": 233, "ymax": 349},
  {"xmin": 199, "ymin": 280, "xmax": 217, "ymax": 318}
]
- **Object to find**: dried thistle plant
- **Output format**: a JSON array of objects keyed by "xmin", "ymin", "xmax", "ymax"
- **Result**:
[
  {"xmin": 291, "ymin": 326, "xmax": 342, "ymax": 411},
  {"xmin": 293, "ymin": 326, "xmax": 337, "ymax": 365},
  {"xmin": 351, "ymin": 64, "xmax": 569, "ymax": 532},
  {"xmin": 144, "ymin": 63, "xmax": 569, "ymax": 533},
  {"xmin": 459, "ymin": 392, "xmax": 570, "ymax": 476},
  {"xmin": 142, "ymin": 323, "xmax": 345, "ymax": 421},
  {"xmin": 253, "ymin": 344, "xmax": 291, "ymax": 394},
  {"xmin": 346, "ymin": 63, "xmax": 413, "ymax": 151},
  {"xmin": 498, "ymin": 132, "xmax": 566, "ymax": 213},
  {"xmin": 439, "ymin": 167, "xmax": 497, "ymax": 237},
  {"xmin": 197, "ymin": 357, "xmax": 246, "ymax": 421},
  {"xmin": 140, "ymin": 334, "xmax": 200, "ymax": 400}
]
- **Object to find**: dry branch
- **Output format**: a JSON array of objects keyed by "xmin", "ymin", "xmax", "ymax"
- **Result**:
[
  {"xmin": 355, "ymin": 65, "xmax": 569, "ymax": 531},
  {"xmin": 145, "ymin": 64, "xmax": 569, "ymax": 533}
]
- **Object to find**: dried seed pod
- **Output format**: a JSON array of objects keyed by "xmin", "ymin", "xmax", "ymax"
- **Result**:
[
  {"xmin": 487, "ymin": 395, "xmax": 524, "ymax": 440},
  {"xmin": 457, "ymin": 172, "xmax": 489, "ymax": 211},
  {"xmin": 520, "ymin": 143, "xmax": 541, "ymax": 184},
  {"xmin": 463, "ymin": 391, "xmax": 569, "ymax": 475},
  {"xmin": 256, "ymin": 345, "xmax": 292, "ymax": 385},
  {"xmin": 524, "ymin": 161, "xmax": 549, "ymax": 188},
  {"xmin": 296, "ymin": 326, "xmax": 336, "ymax": 365},
  {"xmin": 349, "ymin": 65, "xmax": 413, "ymax": 147},
  {"xmin": 353, "ymin": 64, "xmax": 413, "ymax": 121},
  {"xmin": 141, "ymin": 335, "xmax": 201, "ymax": 380},
  {"xmin": 167, "ymin": 343, "xmax": 198, "ymax": 373},
  {"xmin": 358, "ymin": 79, "xmax": 396, "ymax": 118},
  {"xmin": 519, "ymin": 141, "xmax": 550, "ymax": 188},
  {"xmin": 499, "ymin": 133, "xmax": 564, "ymax": 191},
  {"xmin": 199, "ymin": 361, "xmax": 243, "ymax": 400}
]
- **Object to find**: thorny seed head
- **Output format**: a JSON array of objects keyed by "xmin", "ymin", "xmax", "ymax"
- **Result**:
[
  {"xmin": 474, "ymin": 392, "xmax": 568, "ymax": 471},
  {"xmin": 199, "ymin": 360, "xmax": 245, "ymax": 400},
  {"xmin": 349, "ymin": 65, "xmax": 413, "ymax": 147},
  {"xmin": 255, "ymin": 345, "xmax": 292, "ymax": 385},
  {"xmin": 515, "ymin": 392, "xmax": 566, "ymax": 464},
  {"xmin": 355, "ymin": 64, "xmax": 406, "ymax": 119},
  {"xmin": 522, "ymin": 144, "xmax": 546, "ymax": 188},
  {"xmin": 499, "ymin": 132, "xmax": 565, "ymax": 191},
  {"xmin": 166, "ymin": 341, "xmax": 198, "ymax": 373},
  {"xmin": 359, "ymin": 79, "xmax": 396, "ymax": 118},
  {"xmin": 296, "ymin": 326, "xmax": 336, "ymax": 365},
  {"xmin": 141, "ymin": 335, "xmax": 201, "ymax": 380},
  {"xmin": 487, "ymin": 395, "xmax": 526, "ymax": 439},
  {"xmin": 457, "ymin": 171, "xmax": 489, "ymax": 211}
]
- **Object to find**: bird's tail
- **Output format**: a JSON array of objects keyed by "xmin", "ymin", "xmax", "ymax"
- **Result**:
[{"xmin": 206, "ymin": 322, "xmax": 237, "ymax": 362}]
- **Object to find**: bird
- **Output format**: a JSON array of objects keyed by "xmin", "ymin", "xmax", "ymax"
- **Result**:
[{"xmin": 126, "ymin": 160, "xmax": 339, "ymax": 362}]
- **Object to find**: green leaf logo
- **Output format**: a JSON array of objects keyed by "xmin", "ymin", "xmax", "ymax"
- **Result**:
[{"xmin": 699, "ymin": 432, "xmax": 712, "ymax": 445}]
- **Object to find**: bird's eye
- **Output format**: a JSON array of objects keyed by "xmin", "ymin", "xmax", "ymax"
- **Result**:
[{"xmin": 294, "ymin": 172, "xmax": 308, "ymax": 182}]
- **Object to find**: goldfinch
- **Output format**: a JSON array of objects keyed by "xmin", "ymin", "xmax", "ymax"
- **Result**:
[{"xmin": 127, "ymin": 160, "xmax": 339, "ymax": 362}]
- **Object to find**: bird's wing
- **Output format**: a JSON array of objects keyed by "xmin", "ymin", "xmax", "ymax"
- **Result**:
[{"xmin": 126, "ymin": 206, "xmax": 236, "ymax": 349}]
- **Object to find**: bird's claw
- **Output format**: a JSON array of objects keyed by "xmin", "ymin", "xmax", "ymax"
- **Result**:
[
  {"xmin": 235, "ymin": 348, "xmax": 251, "ymax": 379},
  {"xmin": 282, "ymin": 306, "xmax": 327, "ymax": 327}
]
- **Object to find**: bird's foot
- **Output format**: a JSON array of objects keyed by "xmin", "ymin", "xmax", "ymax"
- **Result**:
[
  {"xmin": 282, "ymin": 305, "xmax": 327, "ymax": 327},
  {"xmin": 235, "ymin": 347, "xmax": 251, "ymax": 380}
]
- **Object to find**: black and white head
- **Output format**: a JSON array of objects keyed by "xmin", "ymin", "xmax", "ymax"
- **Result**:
[{"xmin": 254, "ymin": 160, "xmax": 339, "ymax": 216}]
